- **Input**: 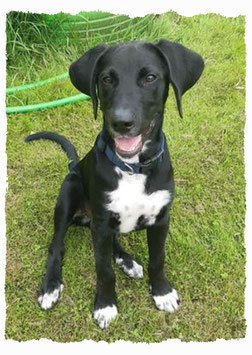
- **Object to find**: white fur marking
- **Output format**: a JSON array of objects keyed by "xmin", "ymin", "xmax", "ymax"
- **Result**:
[
  {"xmin": 93, "ymin": 305, "xmax": 118, "ymax": 329},
  {"xmin": 106, "ymin": 169, "xmax": 171, "ymax": 233},
  {"xmin": 115, "ymin": 257, "xmax": 143, "ymax": 278},
  {"xmin": 153, "ymin": 288, "xmax": 179, "ymax": 312},
  {"xmin": 38, "ymin": 284, "xmax": 63, "ymax": 310},
  {"xmin": 142, "ymin": 139, "xmax": 151, "ymax": 153},
  {"xmin": 117, "ymin": 153, "xmax": 139, "ymax": 164}
]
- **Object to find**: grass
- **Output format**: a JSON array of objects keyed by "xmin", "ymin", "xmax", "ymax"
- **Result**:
[{"xmin": 5, "ymin": 12, "xmax": 246, "ymax": 342}]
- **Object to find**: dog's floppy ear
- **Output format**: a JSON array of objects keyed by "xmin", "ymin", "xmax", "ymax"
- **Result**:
[
  {"xmin": 156, "ymin": 39, "xmax": 204, "ymax": 118},
  {"xmin": 69, "ymin": 44, "xmax": 108, "ymax": 119}
]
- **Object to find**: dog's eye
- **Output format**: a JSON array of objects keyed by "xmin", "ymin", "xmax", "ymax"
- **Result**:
[
  {"xmin": 102, "ymin": 76, "xmax": 113, "ymax": 84},
  {"xmin": 145, "ymin": 74, "xmax": 157, "ymax": 83}
]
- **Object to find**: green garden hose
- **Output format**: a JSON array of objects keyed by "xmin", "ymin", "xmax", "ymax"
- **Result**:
[
  {"xmin": 6, "ymin": 72, "xmax": 90, "ymax": 114},
  {"xmin": 6, "ymin": 72, "xmax": 69, "ymax": 95},
  {"xmin": 6, "ymin": 93, "xmax": 89, "ymax": 114}
]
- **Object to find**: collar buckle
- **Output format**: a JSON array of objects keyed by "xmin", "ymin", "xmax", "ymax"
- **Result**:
[{"xmin": 124, "ymin": 163, "xmax": 135, "ymax": 175}]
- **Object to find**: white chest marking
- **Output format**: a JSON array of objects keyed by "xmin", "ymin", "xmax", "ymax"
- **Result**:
[{"xmin": 106, "ymin": 168, "xmax": 171, "ymax": 233}]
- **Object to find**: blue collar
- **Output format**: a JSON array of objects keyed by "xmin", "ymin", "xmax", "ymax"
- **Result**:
[{"xmin": 96, "ymin": 131, "xmax": 165, "ymax": 174}]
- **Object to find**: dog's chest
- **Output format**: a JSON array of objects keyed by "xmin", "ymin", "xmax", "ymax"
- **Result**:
[{"xmin": 106, "ymin": 169, "xmax": 171, "ymax": 233}]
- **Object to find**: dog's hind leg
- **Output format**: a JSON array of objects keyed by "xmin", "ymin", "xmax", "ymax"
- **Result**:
[
  {"xmin": 113, "ymin": 234, "xmax": 143, "ymax": 279},
  {"xmin": 38, "ymin": 172, "xmax": 85, "ymax": 310}
]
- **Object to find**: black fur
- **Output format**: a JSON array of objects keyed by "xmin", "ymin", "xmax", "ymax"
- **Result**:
[{"xmin": 26, "ymin": 39, "xmax": 204, "ymax": 327}]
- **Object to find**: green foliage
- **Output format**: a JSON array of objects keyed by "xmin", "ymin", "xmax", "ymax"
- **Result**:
[
  {"xmin": 5, "ymin": 11, "xmax": 246, "ymax": 342},
  {"xmin": 6, "ymin": 11, "xmax": 154, "ymax": 79}
]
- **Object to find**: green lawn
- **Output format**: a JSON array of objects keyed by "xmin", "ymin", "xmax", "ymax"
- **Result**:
[{"xmin": 5, "ymin": 12, "xmax": 246, "ymax": 342}]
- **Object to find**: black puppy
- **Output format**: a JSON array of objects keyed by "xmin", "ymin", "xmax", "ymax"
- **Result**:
[{"xmin": 26, "ymin": 40, "xmax": 204, "ymax": 329}]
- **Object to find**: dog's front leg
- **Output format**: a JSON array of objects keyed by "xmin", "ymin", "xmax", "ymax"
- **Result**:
[
  {"xmin": 147, "ymin": 219, "xmax": 180, "ymax": 313},
  {"xmin": 92, "ymin": 226, "xmax": 117, "ymax": 329}
]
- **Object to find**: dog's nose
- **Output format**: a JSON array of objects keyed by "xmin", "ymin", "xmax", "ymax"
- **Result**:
[{"xmin": 111, "ymin": 109, "xmax": 135, "ymax": 134}]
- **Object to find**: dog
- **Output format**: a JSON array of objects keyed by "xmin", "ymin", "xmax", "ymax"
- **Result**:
[{"xmin": 25, "ymin": 39, "xmax": 204, "ymax": 329}]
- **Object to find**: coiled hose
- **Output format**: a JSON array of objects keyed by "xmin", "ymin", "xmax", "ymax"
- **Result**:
[{"xmin": 6, "ymin": 72, "xmax": 90, "ymax": 114}]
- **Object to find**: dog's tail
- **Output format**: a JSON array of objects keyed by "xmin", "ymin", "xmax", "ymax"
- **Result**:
[{"xmin": 25, "ymin": 131, "xmax": 79, "ymax": 171}]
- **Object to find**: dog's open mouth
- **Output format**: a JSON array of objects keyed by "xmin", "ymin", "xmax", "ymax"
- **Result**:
[{"xmin": 114, "ymin": 134, "xmax": 142, "ymax": 157}]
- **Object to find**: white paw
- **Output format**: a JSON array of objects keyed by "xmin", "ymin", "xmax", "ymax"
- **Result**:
[
  {"xmin": 93, "ymin": 305, "xmax": 118, "ymax": 329},
  {"xmin": 153, "ymin": 288, "xmax": 180, "ymax": 312},
  {"xmin": 38, "ymin": 284, "xmax": 63, "ymax": 310},
  {"xmin": 115, "ymin": 257, "xmax": 143, "ymax": 279}
]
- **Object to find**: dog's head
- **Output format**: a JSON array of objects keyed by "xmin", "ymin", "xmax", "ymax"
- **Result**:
[{"xmin": 69, "ymin": 40, "xmax": 204, "ymax": 158}]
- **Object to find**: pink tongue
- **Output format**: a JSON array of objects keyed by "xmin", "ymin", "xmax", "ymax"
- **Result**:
[{"xmin": 115, "ymin": 135, "xmax": 142, "ymax": 152}]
